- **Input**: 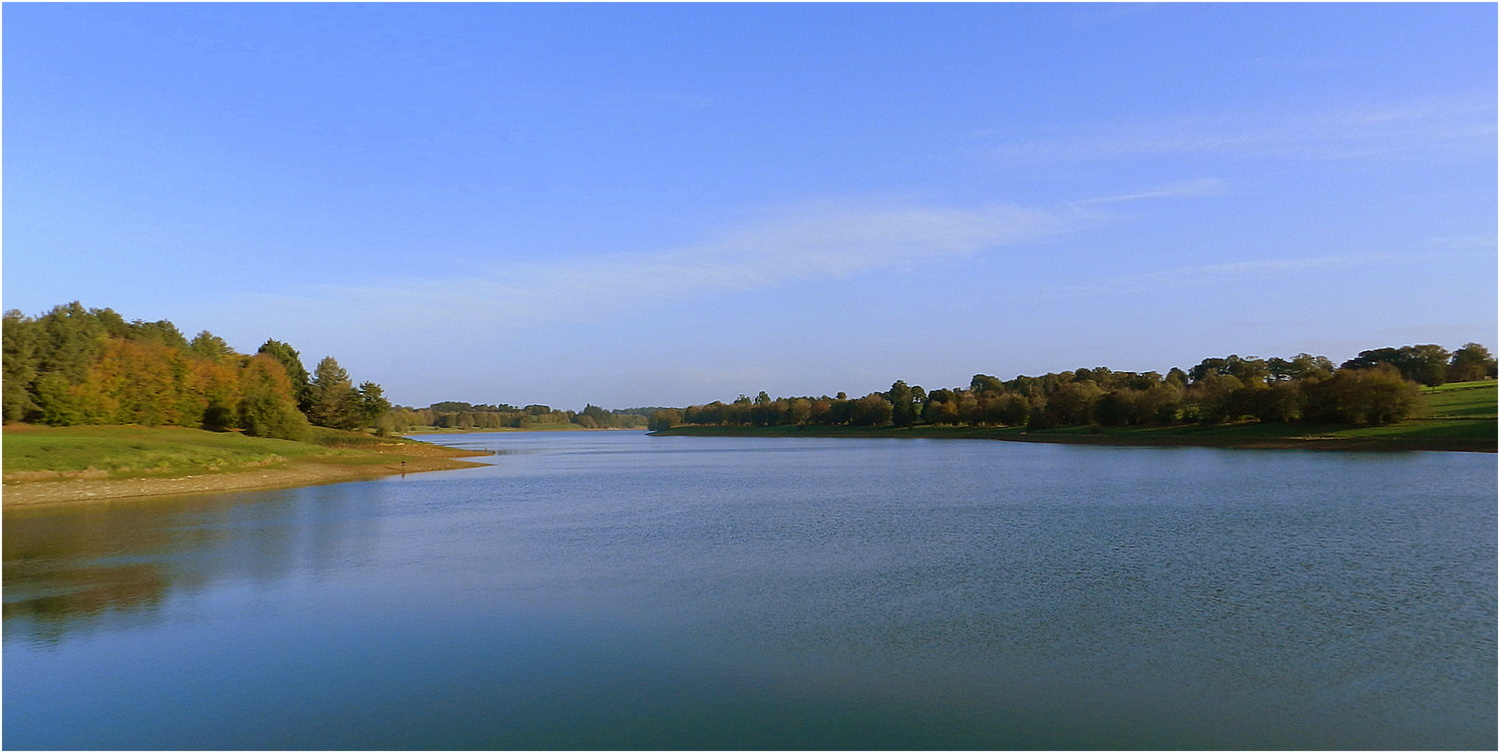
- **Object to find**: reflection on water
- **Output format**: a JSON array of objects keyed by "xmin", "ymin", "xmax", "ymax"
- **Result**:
[
  {"xmin": 4, "ymin": 484, "xmax": 385, "ymax": 646},
  {"xmin": 4, "ymin": 432, "xmax": 1495, "ymax": 750}
]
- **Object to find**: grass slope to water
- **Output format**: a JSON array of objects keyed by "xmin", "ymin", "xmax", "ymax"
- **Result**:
[
  {"xmin": 2, "ymin": 425, "xmax": 491, "ymax": 505},
  {"xmin": 655, "ymin": 382, "xmax": 1497, "ymax": 453}
]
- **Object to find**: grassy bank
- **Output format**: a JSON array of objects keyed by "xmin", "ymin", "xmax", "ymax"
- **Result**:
[
  {"xmin": 2, "ymin": 425, "xmax": 491, "ymax": 506},
  {"xmin": 653, "ymin": 382, "xmax": 1497, "ymax": 453}
]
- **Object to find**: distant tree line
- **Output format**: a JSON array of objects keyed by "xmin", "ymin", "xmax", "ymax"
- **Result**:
[
  {"xmin": 650, "ymin": 343, "xmax": 1497, "ymax": 432},
  {"xmin": 389, "ymin": 402, "xmax": 653, "ymax": 432},
  {"xmin": 3, "ymin": 303, "xmax": 390, "ymax": 440}
]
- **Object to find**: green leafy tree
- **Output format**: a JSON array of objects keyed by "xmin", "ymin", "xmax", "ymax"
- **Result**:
[
  {"xmin": 1044, "ymin": 380, "xmax": 1104, "ymax": 426},
  {"xmin": 3, "ymin": 310, "xmax": 40, "ymax": 421},
  {"xmin": 127, "ymin": 319, "xmax": 189, "ymax": 350},
  {"xmin": 577, "ymin": 403, "xmax": 610, "ymax": 429},
  {"xmin": 648, "ymin": 408, "xmax": 683, "ymax": 431},
  {"xmin": 1190, "ymin": 355, "xmax": 1270, "ymax": 385},
  {"xmin": 1268, "ymin": 353, "xmax": 1335, "ymax": 381},
  {"xmin": 357, "ymin": 381, "xmax": 392, "ymax": 432},
  {"xmin": 1185, "ymin": 372, "xmax": 1244, "ymax": 423},
  {"xmin": 1448, "ymin": 343, "xmax": 1497, "ymax": 382},
  {"xmin": 238, "ymin": 355, "xmax": 310, "ymax": 440},
  {"xmin": 885, "ymin": 380, "xmax": 918, "ymax": 427},
  {"xmin": 969, "ymin": 374, "xmax": 1004, "ymax": 395},
  {"xmin": 994, "ymin": 392, "xmax": 1031, "ymax": 426},
  {"xmin": 307, "ymin": 356, "xmax": 362, "ymax": 429},
  {"xmin": 1304, "ymin": 364, "xmax": 1420, "ymax": 424},
  {"xmin": 188, "ymin": 331, "xmax": 235, "ymax": 362},
  {"xmin": 1342, "ymin": 345, "xmax": 1450, "ymax": 387},
  {"xmin": 257, "ymin": 340, "xmax": 313, "ymax": 411},
  {"xmin": 848, "ymin": 393, "xmax": 893, "ymax": 426},
  {"xmin": 35, "ymin": 302, "xmax": 109, "ymax": 385}
]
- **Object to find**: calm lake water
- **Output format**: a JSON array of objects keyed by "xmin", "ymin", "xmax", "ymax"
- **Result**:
[{"xmin": 4, "ymin": 432, "xmax": 1495, "ymax": 750}]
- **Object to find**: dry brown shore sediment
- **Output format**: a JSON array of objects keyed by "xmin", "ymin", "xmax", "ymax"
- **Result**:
[{"xmin": 2, "ymin": 445, "xmax": 491, "ymax": 508}]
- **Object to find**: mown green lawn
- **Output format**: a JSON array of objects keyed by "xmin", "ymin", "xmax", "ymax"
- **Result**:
[{"xmin": 1419, "ymin": 380, "xmax": 1497, "ymax": 419}]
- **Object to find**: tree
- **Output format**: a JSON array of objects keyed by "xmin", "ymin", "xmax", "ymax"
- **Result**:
[
  {"xmin": 994, "ymin": 392, "xmax": 1031, "ymax": 426},
  {"xmin": 239, "ymin": 355, "xmax": 309, "ymax": 440},
  {"xmin": 847, "ymin": 393, "xmax": 892, "ymax": 426},
  {"xmin": 578, "ymin": 403, "xmax": 610, "ymax": 429},
  {"xmin": 307, "ymin": 356, "xmax": 361, "ymax": 429},
  {"xmin": 357, "ymin": 381, "xmax": 391, "ymax": 431},
  {"xmin": 648, "ymin": 408, "xmax": 682, "ymax": 431},
  {"xmin": 1190, "ymin": 355, "xmax": 1269, "ymax": 385},
  {"xmin": 885, "ymin": 380, "xmax": 918, "ymax": 427},
  {"xmin": 188, "ymin": 331, "xmax": 235, "ymax": 362},
  {"xmin": 1044, "ymin": 380, "xmax": 1104, "ymax": 426},
  {"xmin": 1269, "ymin": 353, "xmax": 1334, "ymax": 381},
  {"xmin": 1448, "ymin": 343, "xmax": 1497, "ymax": 382},
  {"xmin": 3, "ymin": 310, "xmax": 40, "ymax": 421},
  {"xmin": 35, "ymin": 302, "xmax": 108, "ymax": 385},
  {"xmin": 969, "ymin": 374, "xmax": 1004, "ymax": 395},
  {"xmin": 1186, "ymin": 372, "xmax": 1244, "ymax": 423},
  {"xmin": 257, "ymin": 340, "xmax": 312, "ymax": 410},
  {"xmin": 1303, "ymin": 364, "xmax": 1420, "ymax": 424},
  {"xmin": 1342, "ymin": 345, "xmax": 1450, "ymax": 387}
]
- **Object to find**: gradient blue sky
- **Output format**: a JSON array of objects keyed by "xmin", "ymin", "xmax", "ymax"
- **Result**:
[{"xmin": 5, "ymin": 3, "xmax": 1496, "ymax": 410}]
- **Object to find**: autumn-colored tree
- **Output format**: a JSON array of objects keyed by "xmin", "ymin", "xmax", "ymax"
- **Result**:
[
  {"xmin": 257, "ymin": 340, "xmax": 312, "ymax": 410},
  {"xmin": 239, "ymin": 355, "xmax": 310, "ymax": 440},
  {"xmin": 193, "ymin": 356, "xmax": 244, "ymax": 430}
]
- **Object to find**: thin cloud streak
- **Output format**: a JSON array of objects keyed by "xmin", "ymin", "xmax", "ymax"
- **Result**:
[
  {"xmin": 985, "ymin": 97, "xmax": 1495, "ymax": 164},
  {"xmin": 272, "ymin": 201, "xmax": 1074, "ymax": 335},
  {"xmin": 1044, "ymin": 253, "xmax": 1406, "ymax": 299},
  {"xmin": 1073, "ymin": 178, "xmax": 1227, "ymax": 206}
]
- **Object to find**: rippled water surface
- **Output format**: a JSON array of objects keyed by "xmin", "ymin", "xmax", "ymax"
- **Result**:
[{"xmin": 5, "ymin": 432, "xmax": 1495, "ymax": 749}]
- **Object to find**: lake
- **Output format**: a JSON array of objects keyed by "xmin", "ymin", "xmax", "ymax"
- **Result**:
[{"xmin": 4, "ymin": 431, "xmax": 1495, "ymax": 749}]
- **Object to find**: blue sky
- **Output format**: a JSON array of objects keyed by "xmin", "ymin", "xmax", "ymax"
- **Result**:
[{"xmin": 5, "ymin": 3, "xmax": 1495, "ymax": 410}]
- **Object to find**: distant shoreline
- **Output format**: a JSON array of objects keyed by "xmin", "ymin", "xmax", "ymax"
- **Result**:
[
  {"xmin": 649, "ymin": 423, "xmax": 1497, "ymax": 453},
  {"xmin": 404, "ymin": 425, "xmax": 643, "ymax": 434}
]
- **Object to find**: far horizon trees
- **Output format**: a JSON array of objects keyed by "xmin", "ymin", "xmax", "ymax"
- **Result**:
[{"xmin": 654, "ymin": 342, "xmax": 1493, "ymax": 433}]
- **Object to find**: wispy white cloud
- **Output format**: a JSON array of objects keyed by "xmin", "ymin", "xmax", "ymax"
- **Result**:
[
  {"xmin": 1045, "ymin": 253, "xmax": 1406, "ymax": 298},
  {"xmin": 1073, "ymin": 178, "xmax": 1227, "ymax": 206},
  {"xmin": 258, "ymin": 200, "xmax": 1074, "ymax": 337},
  {"xmin": 984, "ymin": 97, "xmax": 1495, "ymax": 164},
  {"xmin": 1425, "ymin": 233, "xmax": 1498, "ymax": 253}
]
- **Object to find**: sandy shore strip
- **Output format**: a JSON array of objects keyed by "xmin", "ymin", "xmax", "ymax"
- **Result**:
[{"xmin": 3, "ymin": 449, "xmax": 491, "ymax": 508}]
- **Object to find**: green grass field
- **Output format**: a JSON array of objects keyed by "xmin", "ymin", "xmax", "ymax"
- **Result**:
[
  {"xmin": 1, "ymin": 425, "xmax": 370, "ymax": 481},
  {"xmin": 1418, "ymin": 380, "xmax": 1498, "ymax": 419}
]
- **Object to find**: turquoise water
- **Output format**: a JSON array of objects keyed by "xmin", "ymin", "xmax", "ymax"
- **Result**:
[{"xmin": 4, "ymin": 432, "xmax": 1495, "ymax": 749}]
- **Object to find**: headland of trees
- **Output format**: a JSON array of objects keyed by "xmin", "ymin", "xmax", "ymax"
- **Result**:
[{"xmin": 0, "ymin": 302, "xmax": 653, "ymax": 505}]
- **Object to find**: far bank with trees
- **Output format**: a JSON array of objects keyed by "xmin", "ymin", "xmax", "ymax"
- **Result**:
[{"xmin": 649, "ymin": 344, "xmax": 1498, "ymax": 452}]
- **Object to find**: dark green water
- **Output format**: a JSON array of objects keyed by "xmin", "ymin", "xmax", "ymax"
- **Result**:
[{"xmin": 4, "ymin": 432, "xmax": 1495, "ymax": 749}]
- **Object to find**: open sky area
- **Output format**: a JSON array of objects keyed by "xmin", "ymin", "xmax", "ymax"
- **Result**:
[{"xmin": 4, "ymin": 3, "xmax": 1496, "ymax": 410}]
